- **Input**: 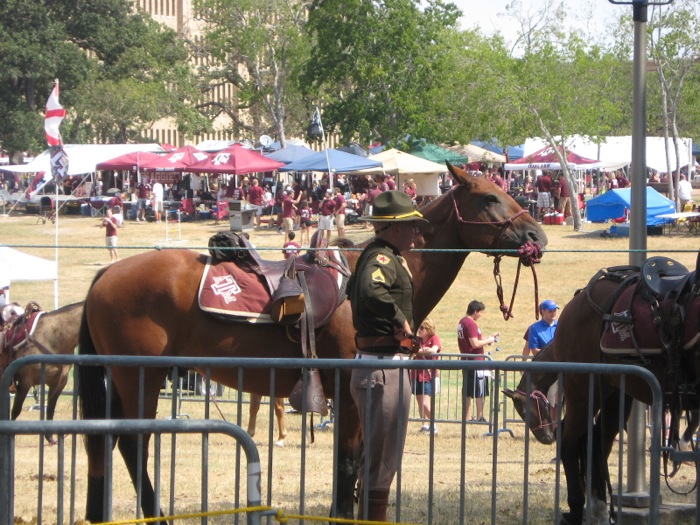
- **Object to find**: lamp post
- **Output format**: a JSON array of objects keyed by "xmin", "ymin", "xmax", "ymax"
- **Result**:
[{"xmin": 608, "ymin": 0, "xmax": 673, "ymax": 507}]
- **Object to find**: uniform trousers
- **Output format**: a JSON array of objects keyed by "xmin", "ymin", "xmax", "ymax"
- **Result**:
[{"xmin": 351, "ymin": 355, "xmax": 411, "ymax": 491}]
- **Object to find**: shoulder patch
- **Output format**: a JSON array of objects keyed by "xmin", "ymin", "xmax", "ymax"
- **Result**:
[
  {"xmin": 375, "ymin": 254, "xmax": 390, "ymax": 265},
  {"xmin": 371, "ymin": 268, "xmax": 386, "ymax": 283}
]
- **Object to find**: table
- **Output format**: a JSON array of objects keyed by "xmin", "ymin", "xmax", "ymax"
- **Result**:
[{"xmin": 655, "ymin": 212, "xmax": 700, "ymax": 235}]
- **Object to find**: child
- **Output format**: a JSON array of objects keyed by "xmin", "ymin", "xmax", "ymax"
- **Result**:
[
  {"xmin": 298, "ymin": 199, "xmax": 312, "ymax": 246},
  {"xmin": 411, "ymin": 317, "xmax": 442, "ymax": 434},
  {"xmin": 282, "ymin": 231, "xmax": 301, "ymax": 259}
]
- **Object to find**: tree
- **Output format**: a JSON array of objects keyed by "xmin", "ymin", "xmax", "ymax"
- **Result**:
[
  {"xmin": 648, "ymin": 0, "xmax": 700, "ymax": 206},
  {"xmin": 0, "ymin": 0, "xmax": 203, "ymax": 159},
  {"xmin": 193, "ymin": 0, "xmax": 311, "ymax": 147},
  {"xmin": 304, "ymin": 0, "xmax": 462, "ymax": 145}
]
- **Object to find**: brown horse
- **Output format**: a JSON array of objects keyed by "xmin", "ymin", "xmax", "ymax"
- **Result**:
[
  {"xmin": 247, "ymin": 395, "xmax": 287, "ymax": 446},
  {"xmin": 543, "ymin": 259, "xmax": 700, "ymax": 525},
  {"xmin": 76, "ymin": 163, "xmax": 547, "ymax": 522},
  {"xmin": 2, "ymin": 301, "xmax": 83, "ymax": 443},
  {"xmin": 503, "ymin": 342, "xmax": 559, "ymax": 445}
]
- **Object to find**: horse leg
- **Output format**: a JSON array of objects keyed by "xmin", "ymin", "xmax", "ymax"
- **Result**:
[
  {"xmin": 10, "ymin": 381, "xmax": 29, "ymax": 421},
  {"xmin": 42, "ymin": 368, "xmax": 70, "ymax": 445},
  {"xmin": 560, "ymin": 416, "xmax": 586, "ymax": 525},
  {"xmin": 680, "ymin": 409, "xmax": 699, "ymax": 451},
  {"xmin": 273, "ymin": 397, "xmax": 287, "ymax": 446},
  {"xmin": 333, "ymin": 378, "xmax": 361, "ymax": 520},
  {"xmin": 247, "ymin": 394, "xmax": 262, "ymax": 438}
]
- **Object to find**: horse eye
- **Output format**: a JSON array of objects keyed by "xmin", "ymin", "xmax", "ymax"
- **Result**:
[{"xmin": 485, "ymin": 194, "xmax": 500, "ymax": 205}]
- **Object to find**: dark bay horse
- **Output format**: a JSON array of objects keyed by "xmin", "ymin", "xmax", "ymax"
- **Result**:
[
  {"xmin": 546, "ymin": 260, "xmax": 700, "ymax": 525},
  {"xmin": 77, "ymin": 163, "xmax": 547, "ymax": 522},
  {"xmin": 503, "ymin": 342, "xmax": 559, "ymax": 445},
  {"xmin": 2, "ymin": 301, "xmax": 83, "ymax": 443}
]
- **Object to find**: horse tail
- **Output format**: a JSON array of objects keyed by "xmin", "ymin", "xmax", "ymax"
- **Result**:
[{"xmin": 77, "ymin": 269, "xmax": 111, "ymax": 462}]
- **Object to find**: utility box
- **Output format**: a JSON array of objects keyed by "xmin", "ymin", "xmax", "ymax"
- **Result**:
[{"xmin": 229, "ymin": 200, "xmax": 255, "ymax": 231}]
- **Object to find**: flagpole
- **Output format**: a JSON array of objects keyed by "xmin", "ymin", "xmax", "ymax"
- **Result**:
[{"xmin": 315, "ymin": 106, "xmax": 333, "ymax": 188}]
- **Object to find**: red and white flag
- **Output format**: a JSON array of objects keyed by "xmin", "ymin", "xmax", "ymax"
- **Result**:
[{"xmin": 45, "ymin": 81, "xmax": 66, "ymax": 147}]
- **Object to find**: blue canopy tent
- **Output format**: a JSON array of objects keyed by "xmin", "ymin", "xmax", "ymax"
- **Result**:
[
  {"xmin": 278, "ymin": 148, "xmax": 382, "ymax": 173},
  {"xmin": 264, "ymin": 145, "xmax": 314, "ymax": 164},
  {"xmin": 586, "ymin": 187, "xmax": 674, "ymax": 225}
]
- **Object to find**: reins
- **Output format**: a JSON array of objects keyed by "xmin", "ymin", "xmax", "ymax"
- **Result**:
[
  {"xmin": 515, "ymin": 388, "xmax": 555, "ymax": 432},
  {"xmin": 450, "ymin": 190, "xmax": 543, "ymax": 321}
]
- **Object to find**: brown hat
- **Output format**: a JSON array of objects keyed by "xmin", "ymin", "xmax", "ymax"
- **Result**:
[{"xmin": 359, "ymin": 190, "xmax": 427, "ymax": 223}]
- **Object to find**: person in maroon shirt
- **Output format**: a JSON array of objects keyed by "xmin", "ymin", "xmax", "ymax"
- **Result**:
[
  {"xmin": 365, "ymin": 183, "xmax": 383, "ymax": 229},
  {"xmin": 100, "ymin": 208, "xmax": 119, "ymax": 263},
  {"xmin": 555, "ymin": 173, "xmax": 572, "ymax": 218},
  {"xmin": 281, "ymin": 191, "xmax": 296, "ymax": 240},
  {"xmin": 535, "ymin": 171, "xmax": 554, "ymax": 221},
  {"xmin": 318, "ymin": 189, "xmax": 336, "ymax": 242},
  {"xmin": 247, "ymin": 178, "xmax": 264, "ymax": 227}
]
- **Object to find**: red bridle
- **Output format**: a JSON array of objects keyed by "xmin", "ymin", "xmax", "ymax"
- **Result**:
[
  {"xmin": 450, "ymin": 188, "xmax": 543, "ymax": 319},
  {"xmin": 516, "ymin": 389, "xmax": 556, "ymax": 432}
]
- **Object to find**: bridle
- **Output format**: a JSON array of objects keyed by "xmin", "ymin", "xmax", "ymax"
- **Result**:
[
  {"xmin": 516, "ymin": 388, "xmax": 555, "ymax": 432},
  {"xmin": 451, "ymin": 188, "xmax": 543, "ymax": 320}
]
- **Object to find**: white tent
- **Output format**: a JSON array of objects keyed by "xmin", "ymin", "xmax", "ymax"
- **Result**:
[
  {"xmin": 350, "ymin": 148, "xmax": 445, "ymax": 196},
  {"xmin": 523, "ymin": 136, "xmax": 693, "ymax": 173},
  {"xmin": 0, "ymin": 246, "xmax": 57, "ymax": 307},
  {"xmin": 0, "ymin": 143, "xmax": 165, "ymax": 176}
]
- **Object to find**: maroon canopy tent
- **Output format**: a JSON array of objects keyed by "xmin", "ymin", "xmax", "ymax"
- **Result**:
[
  {"xmin": 140, "ymin": 146, "xmax": 209, "ymax": 172},
  {"xmin": 95, "ymin": 151, "xmax": 163, "ymax": 171},
  {"xmin": 188, "ymin": 144, "xmax": 284, "ymax": 175}
]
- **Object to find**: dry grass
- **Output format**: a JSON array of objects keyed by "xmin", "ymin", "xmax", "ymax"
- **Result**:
[{"xmin": 2, "ymin": 209, "xmax": 700, "ymax": 524}]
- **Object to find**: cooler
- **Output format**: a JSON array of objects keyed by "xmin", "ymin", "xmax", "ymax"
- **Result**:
[{"xmin": 543, "ymin": 213, "xmax": 564, "ymax": 225}]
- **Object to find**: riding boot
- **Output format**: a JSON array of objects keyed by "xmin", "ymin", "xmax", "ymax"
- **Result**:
[{"xmin": 367, "ymin": 489, "xmax": 390, "ymax": 521}]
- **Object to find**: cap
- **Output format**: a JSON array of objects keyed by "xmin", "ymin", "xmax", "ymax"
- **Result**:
[
  {"xmin": 359, "ymin": 190, "xmax": 427, "ymax": 223},
  {"xmin": 326, "ymin": 189, "xmax": 333, "ymax": 194},
  {"xmin": 540, "ymin": 299, "xmax": 559, "ymax": 311}
]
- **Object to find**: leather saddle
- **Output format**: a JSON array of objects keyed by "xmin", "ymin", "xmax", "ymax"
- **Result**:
[
  {"xmin": 204, "ymin": 231, "xmax": 349, "ymax": 328},
  {"xmin": 599, "ymin": 257, "xmax": 698, "ymax": 357}
]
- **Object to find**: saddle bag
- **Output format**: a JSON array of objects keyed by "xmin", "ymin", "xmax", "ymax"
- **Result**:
[
  {"xmin": 289, "ymin": 368, "xmax": 329, "ymax": 416},
  {"xmin": 270, "ymin": 257, "xmax": 306, "ymax": 325}
]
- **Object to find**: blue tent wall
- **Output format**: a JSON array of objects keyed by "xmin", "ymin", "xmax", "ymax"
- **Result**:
[{"xmin": 586, "ymin": 187, "xmax": 674, "ymax": 225}]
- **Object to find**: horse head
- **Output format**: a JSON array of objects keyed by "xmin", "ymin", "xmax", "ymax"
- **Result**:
[
  {"xmin": 503, "ymin": 387, "xmax": 556, "ymax": 445},
  {"xmin": 439, "ymin": 163, "xmax": 548, "ymax": 258}
]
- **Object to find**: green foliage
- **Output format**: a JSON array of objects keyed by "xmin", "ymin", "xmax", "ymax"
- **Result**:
[
  {"xmin": 304, "ymin": 0, "xmax": 462, "ymax": 145},
  {"xmin": 0, "ymin": 0, "xmax": 202, "ymax": 156},
  {"xmin": 193, "ymin": 0, "xmax": 311, "ymax": 145}
]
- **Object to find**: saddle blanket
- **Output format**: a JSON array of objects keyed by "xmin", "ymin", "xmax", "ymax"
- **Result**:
[
  {"xmin": 600, "ymin": 285, "xmax": 700, "ymax": 355},
  {"xmin": 198, "ymin": 256, "xmax": 344, "ymax": 324},
  {"xmin": 4, "ymin": 311, "xmax": 43, "ymax": 350}
]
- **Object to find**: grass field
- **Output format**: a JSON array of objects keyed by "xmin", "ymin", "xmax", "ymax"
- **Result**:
[{"xmin": 2, "ymin": 206, "xmax": 699, "ymax": 524}]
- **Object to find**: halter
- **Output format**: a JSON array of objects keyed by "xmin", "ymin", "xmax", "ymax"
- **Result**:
[
  {"xmin": 451, "ymin": 189, "xmax": 543, "ymax": 320},
  {"xmin": 516, "ymin": 388, "xmax": 555, "ymax": 432}
]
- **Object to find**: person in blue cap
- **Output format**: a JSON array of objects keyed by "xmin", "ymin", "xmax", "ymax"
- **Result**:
[{"xmin": 524, "ymin": 299, "xmax": 559, "ymax": 356}]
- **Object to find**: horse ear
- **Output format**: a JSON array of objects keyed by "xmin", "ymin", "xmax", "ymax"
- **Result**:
[{"xmin": 446, "ymin": 161, "xmax": 472, "ymax": 188}]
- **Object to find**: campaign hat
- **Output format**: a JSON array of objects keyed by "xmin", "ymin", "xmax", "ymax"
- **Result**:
[{"xmin": 360, "ymin": 190, "xmax": 427, "ymax": 223}]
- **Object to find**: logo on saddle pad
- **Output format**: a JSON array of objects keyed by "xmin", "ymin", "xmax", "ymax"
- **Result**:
[
  {"xmin": 211, "ymin": 274, "xmax": 242, "ymax": 303},
  {"xmin": 609, "ymin": 309, "xmax": 632, "ymax": 342}
]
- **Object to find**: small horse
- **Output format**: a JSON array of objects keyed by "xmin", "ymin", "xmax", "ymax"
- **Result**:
[
  {"xmin": 77, "ymin": 163, "xmax": 547, "ymax": 522},
  {"xmin": 540, "ymin": 258, "xmax": 700, "ymax": 525},
  {"xmin": 2, "ymin": 301, "xmax": 83, "ymax": 443},
  {"xmin": 503, "ymin": 342, "xmax": 559, "ymax": 445}
]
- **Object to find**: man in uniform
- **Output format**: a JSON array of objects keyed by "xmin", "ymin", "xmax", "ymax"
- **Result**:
[{"xmin": 348, "ymin": 190, "xmax": 427, "ymax": 522}]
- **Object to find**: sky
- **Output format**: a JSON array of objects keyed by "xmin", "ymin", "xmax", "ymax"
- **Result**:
[{"xmin": 451, "ymin": 0, "xmax": 625, "ymax": 45}]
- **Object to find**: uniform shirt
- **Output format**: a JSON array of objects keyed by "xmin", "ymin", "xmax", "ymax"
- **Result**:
[
  {"xmin": 334, "ymin": 194, "xmax": 346, "ymax": 215},
  {"xmin": 349, "ymin": 238, "xmax": 414, "ymax": 338},
  {"xmin": 104, "ymin": 216, "xmax": 118, "ymax": 237},
  {"xmin": 527, "ymin": 319, "xmax": 558, "ymax": 351},
  {"xmin": 137, "ymin": 183, "xmax": 151, "ymax": 199},
  {"xmin": 320, "ymin": 197, "xmax": 336, "ymax": 216},
  {"xmin": 247, "ymin": 184, "xmax": 264, "ymax": 206}
]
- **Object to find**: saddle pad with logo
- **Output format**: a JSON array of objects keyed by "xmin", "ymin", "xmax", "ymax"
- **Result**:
[
  {"xmin": 5, "ymin": 311, "xmax": 43, "ymax": 349},
  {"xmin": 600, "ymin": 285, "xmax": 700, "ymax": 355},
  {"xmin": 198, "ymin": 255, "xmax": 345, "ymax": 325}
]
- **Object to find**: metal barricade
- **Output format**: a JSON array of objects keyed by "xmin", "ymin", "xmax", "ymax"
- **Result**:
[{"xmin": 0, "ymin": 354, "xmax": 675, "ymax": 525}]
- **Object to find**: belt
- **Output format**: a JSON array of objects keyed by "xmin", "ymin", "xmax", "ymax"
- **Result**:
[
  {"xmin": 356, "ymin": 353, "xmax": 409, "ymax": 361},
  {"xmin": 355, "ymin": 335, "xmax": 401, "ymax": 348}
]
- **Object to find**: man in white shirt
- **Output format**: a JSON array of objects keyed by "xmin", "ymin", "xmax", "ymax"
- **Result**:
[
  {"xmin": 152, "ymin": 180, "xmax": 164, "ymax": 223},
  {"xmin": 678, "ymin": 174, "xmax": 694, "ymax": 210}
]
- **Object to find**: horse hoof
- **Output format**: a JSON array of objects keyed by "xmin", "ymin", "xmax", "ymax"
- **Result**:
[{"xmin": 274, "ymin": 440, "xmax": 285, "ymax": 447}]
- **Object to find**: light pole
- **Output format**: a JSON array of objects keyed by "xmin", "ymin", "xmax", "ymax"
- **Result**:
[{"xmin": 608, "ymin": 0, "xmax": 673, "ymax": 506}]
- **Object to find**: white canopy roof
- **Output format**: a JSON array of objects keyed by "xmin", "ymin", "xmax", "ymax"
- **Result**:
[
  {"xmin": 0, "ymin": 143, "xmax": 165, "ymax": 176},
  {"xmin": 523, "ymin": 136, "xmax": 694, "ymax": 172},
  {"xmin": 0, "ymin": 246, "xmax": 57, "ymax": 286}
]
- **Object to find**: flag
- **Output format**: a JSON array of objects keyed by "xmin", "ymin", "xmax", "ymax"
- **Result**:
[
  {"xmin": 45, "ymin": 81, "xmax": 66, "ymax": 147},
  {"xmin": 307, "ymin": 107, "xmax": 324, "ymax": 139}
]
